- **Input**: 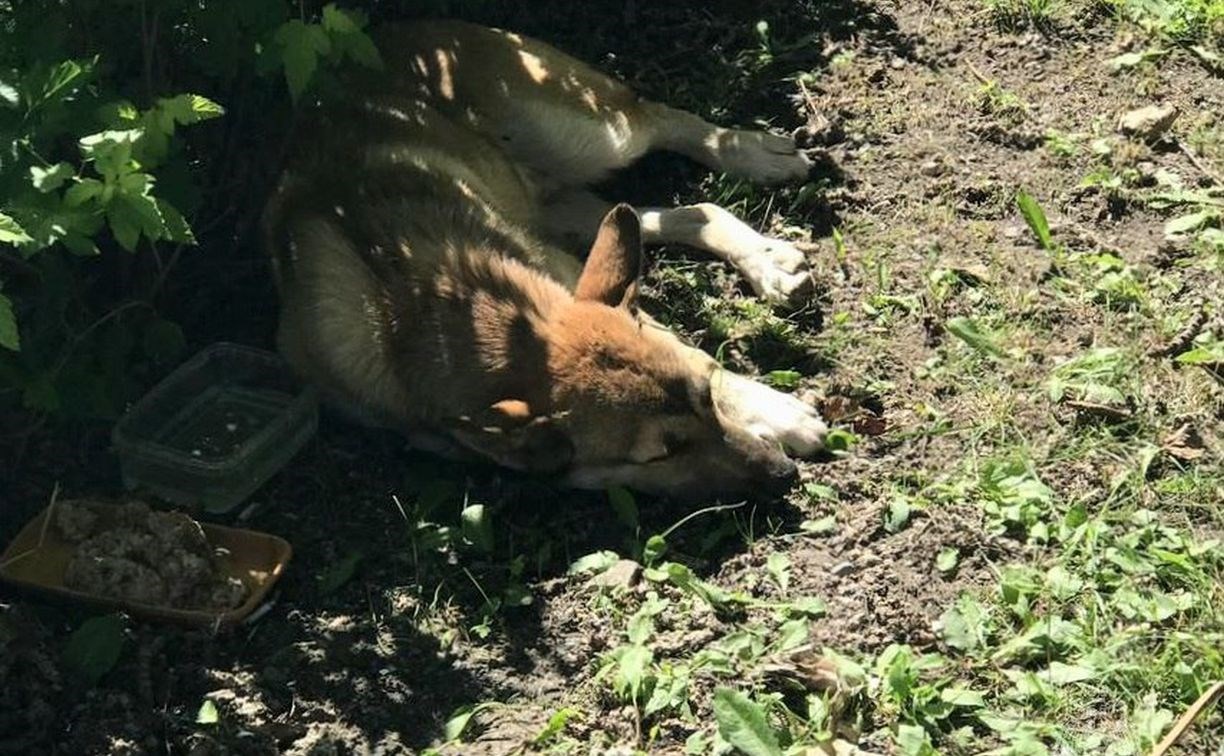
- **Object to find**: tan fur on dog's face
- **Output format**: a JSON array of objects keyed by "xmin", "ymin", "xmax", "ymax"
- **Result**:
[{"xmin": 461, "ymin": 206, "xmax": 798, "ymax": 500}]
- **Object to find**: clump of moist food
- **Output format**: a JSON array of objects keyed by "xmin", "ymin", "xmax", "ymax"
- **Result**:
[{"xmin": 57, "ymin": 500, "xmax": 247, "ymax": 611}]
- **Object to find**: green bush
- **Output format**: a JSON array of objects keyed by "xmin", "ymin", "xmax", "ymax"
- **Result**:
[{"xmin": 0, "ymin": 1, "xmax": 378, "ymax": 420}]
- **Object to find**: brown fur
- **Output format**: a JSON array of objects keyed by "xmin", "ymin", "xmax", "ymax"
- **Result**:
[{"xmin": 263, "ymin": 20, "xmax": 827, "ymax": 500}]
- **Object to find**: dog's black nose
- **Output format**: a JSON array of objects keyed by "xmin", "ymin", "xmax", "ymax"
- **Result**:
[{"xmin": 762, "ymin": 456, "xmax": 799, "ymax": 497}]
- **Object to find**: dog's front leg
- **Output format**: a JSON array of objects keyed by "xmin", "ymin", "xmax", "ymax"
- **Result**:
[
  {"xmin": 639, "ymin": 204, "xmax": 814, "ymax": 306},
  {"xmin": 709, "ymin": 370, "xmax": 828, "ymax": 457}
]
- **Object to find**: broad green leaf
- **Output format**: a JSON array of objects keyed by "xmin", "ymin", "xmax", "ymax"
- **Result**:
[
  {"xmin": 712, "ymin": 688, "xmax": 782, "ymax": 756},
  {"xmin": 196, "ymin": 699, "xmax": 219, "ymax": 724},
  {"xmin": 156, "ymin": 199, "xmax": 196, "ymax": 245},
  {"xmin": 945, "ymin": 316, "xmax": 1005, "ymax": 357},
  {"xmin": 0, "ymin": 213, "xmax": 32, "ymax": 245},
  {"xmin": 936, "ymin": 547, "xmax": 959, "ymax": 573},
  {"xmin": 322, "ymin": 4, "xmax": 361, "ymax": 35},
  {"xmin": 1041, "ymin": 661, "xmax": 1097, "ymax": 685},
  {"xmin": 274, "ymin": 20, "xmax": 331, "ymax": 101},
  {"xmin": 1175, "ymin": 346, "xmax": 1223, "ymax": 365},
  {"xmin": 941, "ymin": 686, "xmax": 986, "ymax": 707},
  {"xmin": 107, "ymin": 203, "xmax": 141, "ymax": 251},
  {"xmin": 643, "ymin": 534, "xmax": 667, "ymax": 565},
  {"xmin": 1164, "ymin": 209, "xmax": 1216, "ymax": 237},
  {"xmin": 460, "ymin": 503, "xmax": 494, "ymax": 553},
  {"xmin": 0, "ymin": 293, "xmax": 19, "ymax": 351},
  {"xmin": 1016, "ymin": 190, "xmax": 1053, "ymax": 251},
  {"xmin": 766, "ymin": 552, "xmax": 790, "ymax": 592},
  {"xmin": 442, "ymin": 703, "xmax": 496, "ymax": 742},
  {"xmin": 162, "ymin": 93, "xmax": 225, "ymax": 125},
  {"xmin": 64, "ymin": 178, "xmax": 104, "ymax": 207},
  {"xmin": 786, "ymin": 595, "xmax": 827, "ymax": 619},
  {"xmin": 616, "ymin": 644, "xmax": 653, "ymax": 702},
  {"xmin": 30, "ymin": 162, "xmax": 74, "ymax": 193},
  {"xmin": 533, "ymin": 707, "xmax": 579, "ymax": 746},
  {"xmin": 885, "ymin": 498, "xmax": 911, "ymax": 533},
  {"xmin": 939, "ymin": 596, "xmax": 989, "ymax": 652},
  {"xmin": 764, "ymin": 369, "xmax": 801, "ymax": 389},
  {"xmin": 568, "ymin": 550, "xmax": 619, "ymax": 575},
  {"xmin": 63, "ymin": 614, "xmax": 125, "ymax": 685},
  {"xmin": 800, "ymin": 515, "xmax": 837, "ymax": 535},
  {"xmin": 895, "ymin": 723, "xmax": 936, "ymax": 756},
  {"xmin": 824, "ymin": 427, "xmax": 858, "ymax": 452}
]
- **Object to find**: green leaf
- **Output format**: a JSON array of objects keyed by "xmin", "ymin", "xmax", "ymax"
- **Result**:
[
  {"xmin": 568, "ymin": 550, "xmax": 620, "ymax": 575},
  {"xmin": 712, "ymin": 688, "xmax": 782, "ymax": 756},
  {"xmin": 939, "ymin": 596, "xmax": 989, "ymax": 652},
  {"xmin": 940, "ymin": 686, "xmax": 985, "ymax": 708},
  {"xmin": 643, "ymin": 534, "xmax": 667, "ymax": 565},
  {"xmin": 30, "ymin": 163, "xmax": 74, "ymax": 193},
  {"xmin": 824, "ymin": 427, "xmax": 858, "ymax": 453},
  {"xmin": 763, "ymin": 369, "xmax": 801, "ymax": 389},
  {"xmin": 274, "ymin": 20, "xmax": 332, "ymax": 101},
  {"xmin": 0, "ymin": 213, "xmax": 33, "ymax": 246},
  {"xmin": 885, "ymin": 498, "xmax": 911, "ymax": 534},
  {"xmin": 0, "ymin": 293, "xmax": 19, "ymax": 351},
  {"xmin": 895, "ymin": 723, "xmax": 936, "ymax": 756},
  {"xmin": 196, "ymin": 699, "xmax": 219, "ymax": 724},
  {"xmin": 608, "ymin": 486, "xmax": 638, "ymax": 529},
  {"xmin": 63, "ymin": 614, "xmax": 125, "ymax": 685},
  {"xmin": 800, "ymin": 515, "xmax": 837, "ymax": 535},
  {"xmin": 64, "ymin": 178, "xmax": 104, "ymax": 207},
  {"xmin": 1041, "ymin": 661, "xmax": 1097, "ymax": 685},
  {"xmin": 616, "ymin": 644, "xmax": 653, "ymax": 702},
  {"xmin": 1164, "ymin": 209, "xmax": 1216, "ymax": 237},
  {"xmin": 107, "ymin": 204, "xmax": 141, "ymax": 251},
  {"xmin": 460, "ymin": 503, "xmax": 494, "ymax": 553},
  {"xmin": 317, "ymin": 551, "xmax": 362, "ymax": 595},
  {"xmin": 936, "ymin": 547, "xmax": 959, "ymax": 574},
  {"xmin": 322, "ymin": 4, "xmax": 362, "ymax": 34},
  {"xmin": 35, "ymin": 59, "xmax": 91, "ymax": 109},
  {"xmin": 1016, "ymin": 190, "xmax": 1053, "ymax": 251},
  {"xmin": 162, "ymin": 94, "xmax": 225, "ymax": 125},
  {"xmin": 766, "ymin": 552, "xmax": 790, "ymax": 592},
  {"xmin": 945, "ymin": 316, "xmax": 1005, "ymax": 358},
  {"xmin": 533, "ymin": 707, "xmax": 579, "ymax": 746},
  {"xmin": 156, "ymin": 199, "xmax": 196, "ymax": 245},
  {"xmin": 442, "ymin": 703, "xmax": 496, "ymax": 742},
  {"xmin": 786, "ymin": 595, "xmax": 827, "ymax": 619}
]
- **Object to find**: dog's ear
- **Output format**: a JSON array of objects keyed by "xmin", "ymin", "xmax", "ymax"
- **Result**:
[
  {"xmin": 447, "ymin": 400, "xmax": 574, "ymax": 474},
  {"xmin": 575, "ymin": 203, "xmax": 642, "ymax": 309}
]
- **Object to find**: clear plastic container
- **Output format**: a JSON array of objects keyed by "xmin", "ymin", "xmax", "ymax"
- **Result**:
[{"xmin": 112, "ymin": 343, "xmax": 318, "ymax": 513}]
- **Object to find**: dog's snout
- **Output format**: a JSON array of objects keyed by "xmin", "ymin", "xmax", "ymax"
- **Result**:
[{"xmin": 761, "ymin": 454, "xmax": 798, "ymax": 497}]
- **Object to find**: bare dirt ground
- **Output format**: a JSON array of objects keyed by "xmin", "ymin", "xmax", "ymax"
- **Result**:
[{"xmin": 1, "ymin": 1, "xmax": 1221, "ymax": 754}]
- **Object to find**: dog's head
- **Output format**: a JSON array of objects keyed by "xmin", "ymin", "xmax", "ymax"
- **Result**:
[{"xmin": 450, "ymin": 205, "xmax": 798, "ymax": 501}]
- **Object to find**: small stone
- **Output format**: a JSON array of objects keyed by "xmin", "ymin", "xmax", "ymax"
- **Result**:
[
  {"xmin": 1117, "ymin": 104, "xmax": 1179, "ymax": 141},
  {"xmin": 890, "ymin": 57, "xmax": 906, "ymax": 70},
  {"xmin": 830, "ymin": 560, "xmax": 855, "ymax": 577},
  {"xmin": 920, "ymin": 159, "xmax": 945, "ymax": 177},
  {"xmin": 591, "ymin": 559, "xmax": 642, "ymax": 590}
]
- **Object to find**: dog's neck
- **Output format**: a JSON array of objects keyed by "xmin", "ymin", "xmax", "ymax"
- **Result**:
[{"xmin": 384, "ymin": 242, "xmax": 575, "ymax": 420}]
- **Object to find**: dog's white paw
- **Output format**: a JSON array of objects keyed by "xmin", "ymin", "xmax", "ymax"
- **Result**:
[
  {"xmin": 740, "ymin": 239, "xmax": 814, "ymax": 304},
  {"xmin": 718, "ymin": 130, "xmax": 811, "ymax": 185},
  {"xmin": 713, "ymin": 371, "xmax": 827, "ymax": 457}
]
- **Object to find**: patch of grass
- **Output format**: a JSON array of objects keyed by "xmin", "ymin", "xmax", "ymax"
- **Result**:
[{"xmin": 985, "ymin": 0, "xmax": 1066, "ymax": 30}]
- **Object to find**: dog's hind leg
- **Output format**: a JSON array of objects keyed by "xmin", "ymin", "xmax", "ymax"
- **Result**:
[{"xmin": 542, "ymin": 192, "xmax": 813, "ymax": 304}]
